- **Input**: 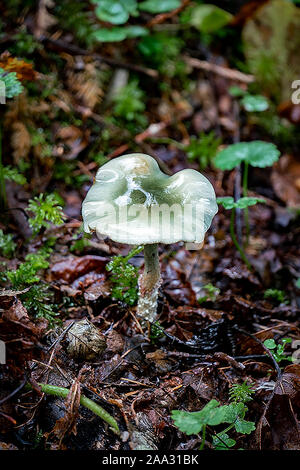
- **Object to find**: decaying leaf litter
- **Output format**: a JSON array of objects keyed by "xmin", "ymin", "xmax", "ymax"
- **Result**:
[{"xmin": 0, "ymin": 0, "xmax": 300, "ymax": 451}]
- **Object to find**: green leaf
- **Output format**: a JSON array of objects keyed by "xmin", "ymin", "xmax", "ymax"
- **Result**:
[
  {"xmin": 93, "ymin": 26, "xmax": 147, "ymax": 42},
  {"xmin": 3, "ymin": 166, "xmax": 26, "ymax": 185},
  {"xmin": 212, "ymin": 433, "xmax": 236, "ymax": 450},
  {"xmin": 296, "ymin": 279, "xmax": 300, "ymax": 289},
  {"xmin": 216, "ymin": 197, "xmax": 235, "ymax": 210},
  {"xmin": 229, "ymin": 86, "xmax": 247, "ymax": 97},
  {"xmin": 234, "ymin": 418, "xmax": 256, "ymax": 434},
  {"xmin": 235, "ymin": 197, "xmax": 265, "ymax": 209},
  {"xmin": 94, "ymin": 0, "xmax": 138, "ymax": 25},
  {"xmin": 264, "ymin": 339, "xmax": 277, "ymax": 350},
  {"xmin": 172, "ymin": 400, "xmax": 221, "ymax": 435},
  {"xmin": 241, "ymin": 94, "xmax": 269, "ymax": 112},
  {"xmin": 0, "ymin": 67, "xmax": 23, "ymax": 99},
  {"xmin": 214, "ymin": 141, "xmax": 280, "ymax": 170},
  {"xmin": 186, "ymin": 4, "xmax": 233, "ymax": 33},
  {"xmin": 139, "ymin": 0, "xmax": 181, "ymax": 14}
]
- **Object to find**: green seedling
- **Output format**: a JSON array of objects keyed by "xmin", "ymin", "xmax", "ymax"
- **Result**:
[
  {"xmin": 229, "ymin": 86, "xmax": 269, "ymax": 112},
  {"xmin": 217, "ymin": 196, "xmax": 265, "ymax": 270},
  {"xmin": 198, "ymin": 283, "xmax": 220, "ymax": 304},
  {"xmin": 5, "ymin": 246, "xmax": 52, "ymax": 289},
  {"xmin": 264, "ymin": 288, "xmax": 288, "ymax": 304},
  {"xmin": 112, "ymin": 79, "xmax": 147, "ymax": 131},
  {"xmin": 214, "ymin": 141, "xmax": 280, "ymax": 245},
  {"xmin": 264, "ymin": 338, "xmax": 293, "ymax": 364},
  {"xmin": 27, "ymin": 193, "xmax": 65, "ymax": 235},
  {"xmin": 106, "ymin": 245, "xmax": 143, "ymax": 306},
  {"xmin": 0, "ymin": 230, "xmax": 16, "ymax": 258},
  {"xmin": 185, "ymin": 132, "xmax": 221, "ymax": 169},
  {"xmin": 21, "ymin": 284, "xmax": 60, "ymax": 327},
  {"xmin": 0, "ymin": 70, "xmax": 23, "ymax": 209},
  {"xmin": 172, "ymin": 382, "xmax": 255, "ymax": 450}
]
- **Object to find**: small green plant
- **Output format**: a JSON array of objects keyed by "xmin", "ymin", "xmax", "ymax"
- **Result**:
[
  {"xmin": 229, "ymin": 382, "xmax": 255, "ymax": 404},
  {"xmin": 264, "ymin": 288, "xmax": 288, "ymax": 304},
  {"xmin": 264, "ymin": 338, "xmax": 293, "ymax": 364},
  {"xmin": 112, "ymin": 80, "xmax": 147, "ymax": 130},
  {"xmin": 214, "ymin": 141, "xmax": 280, "ymax": 245},
  {"xmin": 5, "ymin": 247, "xmax": 52, "ymax": 289},
  {"xmin": 21, "ymin": 284, "xmax": 60, "ymax": 327},
  {"xmin": 149, "ymin": 321, "xmax": 164, "ymax": 342},
  {"xmin": 172, "ymin": 382, "xmax": 255, "ymax": 450},
  {"xmin": 0, "ymin": 67, "xmax": 23, "ymax": 98},
  {"xmin": 91, "ymin": 0, "xmax": 179, "ymax": 42},
  {"xmin": 27, "ymin": 193, "xmax": 65, "ymax": 234},
  {"xmin": 138, "ymin": 33, "xmax": 185, "ymax": 79},
  {"xmin": 0, "ymin": 70, "xmax": 24, "ymax": 209},
  {"xmin": 0, "ymin": 230, "xmax": 16, "ymax": 258},
  {"xmin": 185, "ymin": 132, "xmax": 221, "ymax": 169},
  {"xmin": 229, "ymin": 86, "xmax": 269, "ymax": 113},
  {"xmin": 217, "ymin": 197, "xmax": 265, "ymax": 270},
  {"xmin": 198, "ymin": 283, "xmax": 220, "ymax": 304},
  {"xmin": 3, "ymin": 166, "xmax": 26, "ymax": 185},
  {"xmin": 106, "ymin": 245, "xmax": 143, "ymax": 305}
]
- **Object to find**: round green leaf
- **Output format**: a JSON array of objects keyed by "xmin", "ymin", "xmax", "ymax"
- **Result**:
[
  {"xmin": 95, "ymin": 1, "xmax": 129, "ymax": 25},
  {"xmin": 139, "ymin": 0, "xmax": 181, "ymax": 14},
  {"xmin": 214, "ymin": 141, "xmax": 280, "ymax": 170},
  {"xmin": 241, "ymin": 94, "xmax": 269, "ymax": 112},
  {"xmin": 235, "ymin": 197, "xmax": 265, "ymax": 209},
  {"xmin": 187, "ymin": 4, "xmax": 233, "ymax": 33},
  {"xmin": 216, "ymin": 197, "xmax": 235, "ymax": 210},
  {"xmin": 92, "ymin": 28, "xmax": 127, "ymax": 42},
  {"xmin": 264, "ymin": 339, "xmax": 276, "ymax": 350}
]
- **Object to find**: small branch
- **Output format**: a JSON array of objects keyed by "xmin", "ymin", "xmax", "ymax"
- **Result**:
[
  {"xmin": 26, "ymin": 382, "xmax": 120, "ymax": 435},
  {"xmin": 183, "ymin": 56, "xmax": 255, "ymax": 83},
  {"xmin": 39, "ymin": 35, "xmax": 158, "ymax": 78}
]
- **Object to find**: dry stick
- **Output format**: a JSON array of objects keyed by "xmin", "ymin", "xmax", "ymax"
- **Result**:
[
  {"xmin": 39, "ymin": 35, "xmax": 158, "ymax": 78},
  {"xmin": 233, "ymin": 101, "xmax": 243, "ymax": 245},
  {"xmin": 183, "ymin": 56, "xmax": 255, "ymax": 83},
  {"xmin": 233, "ymin": 326, "xmax": 282, "ymax": 378}
]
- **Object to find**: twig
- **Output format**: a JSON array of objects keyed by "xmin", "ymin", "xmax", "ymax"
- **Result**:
[
  {"xmin": 39, "ymin": 35, "xmax": 158, "ymax": 78},
  {"xmin": 183, "ymin": 56, "xmax": 255, "ymax": 83},
  {"xmin": 26, "ymin": 382, "xmax": 120, "ymax": 435},
  {"xmin": 234, "ymin": 326, "xmax": 282, "ymax": 378}
]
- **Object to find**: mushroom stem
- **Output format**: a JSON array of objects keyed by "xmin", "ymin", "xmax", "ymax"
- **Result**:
[{"xmin": 137, "ymin": 243, "xmax": 161, "ymax": 324}]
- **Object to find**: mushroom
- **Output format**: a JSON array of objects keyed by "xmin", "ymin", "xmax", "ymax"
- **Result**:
[{"xmin": 82, "ymin": 153, "xmax": 217, "ymax": 324}]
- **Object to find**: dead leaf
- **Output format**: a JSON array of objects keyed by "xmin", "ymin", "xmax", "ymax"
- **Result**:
[
  {"xmin": 50, "ymin": 255, "xmax": 108, "ymax": 283},
  {"xmin": 271, "ymin": 155, "xmax": 300, "ymax": 208},
  {"xmin": 0, "ymin": 54, "xmax": 37, "ymax": 81}
]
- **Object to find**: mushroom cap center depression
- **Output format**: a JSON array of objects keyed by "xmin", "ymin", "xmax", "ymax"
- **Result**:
[{"xmin": 82, "ymin": 153, "xmax": 218, "ymax": 245}]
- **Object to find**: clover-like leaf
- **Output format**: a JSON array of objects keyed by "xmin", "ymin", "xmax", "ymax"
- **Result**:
[
  {"xmin": 82, "ymin": 153, "xmax": 218, "ymax": 245},
  {"xmin": 94, "ymin": 0, "xmax": 137, "ymax": 25},
  {"xmin": 241, "ymin": 94, "xmax": 269, "ymax": 112},
  {"xmin": 214, "ymin": 141, "xmax": 280, "ymax": 170},
  {"xmin": 217, "ymin": 197, "xmax": 265, "ymax": 210}
]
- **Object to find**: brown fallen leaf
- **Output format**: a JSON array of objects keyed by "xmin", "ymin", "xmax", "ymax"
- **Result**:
[
  {"xmin": 257, "ymin": 364, "xmax": 300, "ymax": 449},
  {"xmin": 0, "ymin": 54, "xmax": 37, "ymax": 81},
  {"xmin": 50, "ymin": 255, "xmax": 108, "ymax": 283},
  {"xmin": 271, "ymin": 154, "xmax": 300, "ymax": 208}
]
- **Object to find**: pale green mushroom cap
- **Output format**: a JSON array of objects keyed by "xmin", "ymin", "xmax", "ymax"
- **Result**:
[{"xmin": 82, "ymin": 153, "xmax": 218, "ymax": 245}]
